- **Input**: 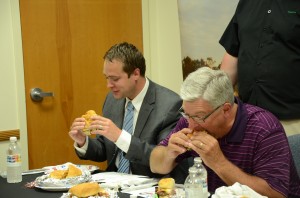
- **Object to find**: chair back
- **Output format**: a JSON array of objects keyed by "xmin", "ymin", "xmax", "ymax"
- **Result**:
[{"xmin": 288, "ymin": 134, "xmax": 300, "ymax": 177}]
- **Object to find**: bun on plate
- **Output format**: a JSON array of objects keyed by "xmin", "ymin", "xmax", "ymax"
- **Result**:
[
  {"xmin": 49, "ymin": 164, "xmax": 82, "ymax": 179},
  {"xmin": 66, "ymin": 164, "xmax": 82, "ymax": 178},
  {"xmin": 156, "ymin": 178, "xmax": 175, "ymax": 198},
  {"xmin": 49, "ymin": 170, "xmax": 68, "ymax": 179},
  {"xmin": 81, "ymin": 110, "xmax": 97, "ymax": 135},
  {"xmin": 69, "ymin": 182, "xmax": 109, "ymax": 197}
]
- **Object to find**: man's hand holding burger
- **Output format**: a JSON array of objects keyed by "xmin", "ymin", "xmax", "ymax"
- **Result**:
[
  {"xmin": 69, "ymin": 117, "xmax": 88, "ymax": 147},
  {"xmin": 186, "ymin": 131, "xmax": 227, "ymax": 171},
  {"xmin": 69, "ymin": 110, "xmax": 123, "ymax": 147},
  {"xmin": 166, "ymin": 128, "xmax": 193, "ymax": 157}
]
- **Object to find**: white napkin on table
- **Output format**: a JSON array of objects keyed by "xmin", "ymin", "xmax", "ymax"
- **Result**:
[{"xmin": 212, "ymin": 182, "xmax": 268, "ymax": 198}]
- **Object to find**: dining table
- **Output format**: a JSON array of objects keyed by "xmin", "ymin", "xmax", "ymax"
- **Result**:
[{"xmin": 0, "ymin": 171, "xmax": 131, "ymax": 198}]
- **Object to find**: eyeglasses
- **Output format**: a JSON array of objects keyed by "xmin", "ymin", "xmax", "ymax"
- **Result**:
[{"xmin": 179, "ymin": 104, "xmax": 223, "ymax": 123}]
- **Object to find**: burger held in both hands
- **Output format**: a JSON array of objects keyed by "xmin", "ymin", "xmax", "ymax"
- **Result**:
[
  {"xmin": 81, "ymin": 110, "xmax": 98, "ymax": 135},
  {"xmin": 184, "ymin": 130, "xmax": 208, "ymax": 151}
]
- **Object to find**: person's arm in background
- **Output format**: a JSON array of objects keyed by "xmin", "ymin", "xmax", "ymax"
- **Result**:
[
  {"xmin": 220, "ymin": 52, "xmax": 238, "ymax": 86},
  {"xmin": 150, "ymin": 145, "xmax": 178, "ymax": 174},
  {"xmin": 150, "ymin": 127, "xmax": 191, "ymax": 174}
]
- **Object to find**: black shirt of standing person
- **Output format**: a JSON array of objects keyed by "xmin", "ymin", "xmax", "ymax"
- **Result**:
[{"xmin": 219, "ymin": 0, "xmax": 300, "ymax": 120}]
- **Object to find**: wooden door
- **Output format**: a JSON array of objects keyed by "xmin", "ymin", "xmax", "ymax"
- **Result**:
[{"xmin": 19, "ymin": 0, "xmax": 143, "ymax": 169}]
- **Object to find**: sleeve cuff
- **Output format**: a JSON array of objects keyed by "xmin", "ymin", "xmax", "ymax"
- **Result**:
[
  {"xmin": 115, "ymin": 129, "xmax": 132, "ymax": 153},
  {"xmin": 74, "ymin": 136, "xmax": 89, "ymax": 157}
]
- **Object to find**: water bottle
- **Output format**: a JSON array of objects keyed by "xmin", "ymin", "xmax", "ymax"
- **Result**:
[
  {"xmin": 192, "ymin": 157, "xmax": 208, "ymax": 197},
  {"xmin": 6, "ymin": 137, "xmax": 22, "ymax": 183},
  {"xmin": 184, "ymin": 167, "xmax": 205, "ymax": 198}
]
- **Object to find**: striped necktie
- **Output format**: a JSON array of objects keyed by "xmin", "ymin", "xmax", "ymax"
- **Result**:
[{"xmin": 117, "ymin": 101, "xmax": 134, "ymax": 173}]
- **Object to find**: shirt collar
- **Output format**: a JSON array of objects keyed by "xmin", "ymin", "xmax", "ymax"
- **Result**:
[
  {"xmin": 224, "ymin": 97, "xmax": 248, "ymax": 143},
  {"xmin": 125, "ymin": 78, "xmax": 149, "ymax": 113}
]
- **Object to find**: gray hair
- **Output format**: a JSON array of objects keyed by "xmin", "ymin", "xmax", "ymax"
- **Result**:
[{"xmin": 180, "ymin": 67, "xmax": 234, "ymax": 108}]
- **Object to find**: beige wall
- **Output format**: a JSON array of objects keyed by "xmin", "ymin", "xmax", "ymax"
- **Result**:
[
  {"xmin": 142, "ymin": 0, "xmax": 183, "ymax": 92},
  {"xmin": 0, "ymin": 0, "xmax": 182, "ymax": 172},
  {"xmin": 0, "ymin": 0, "xmax": 29, "ymax": 173}
]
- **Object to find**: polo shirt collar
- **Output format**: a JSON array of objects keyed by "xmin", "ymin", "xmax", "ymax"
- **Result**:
[{"xmin": 225, "ymin": 97, "xmax": 248, "ymax": 143}]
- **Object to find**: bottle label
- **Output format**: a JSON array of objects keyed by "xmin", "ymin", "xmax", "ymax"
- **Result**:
[{"xmin": 7, "ymin": 154, "xmax": 22, "ymax": 166}]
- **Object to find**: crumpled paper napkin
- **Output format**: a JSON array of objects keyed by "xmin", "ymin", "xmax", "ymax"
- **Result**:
[{"xmin": 212, "ymin": 182, "xmax": 268, "ymax": 198}]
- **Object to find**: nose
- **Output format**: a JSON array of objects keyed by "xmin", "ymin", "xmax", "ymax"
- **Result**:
[
  {"xmin": 188, "ymin": 119, "xmax": 198, "ymax": 129},
  {"xmin": 188, "ymin": 119, "xmax": 204, "ymax": 131},
  {"xmin": 106, "ymin": 80, "xmax": 114, "ymax": 88}
]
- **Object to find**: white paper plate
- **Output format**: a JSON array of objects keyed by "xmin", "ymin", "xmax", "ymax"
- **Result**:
[
  {"xmin": 34, "ymin": 163, "xmax": 94, "ymax": 191},
  {"xmin": 43, "ymin": 163, "xmax": 99, "ymax": 173},
  {"xmin": 35, "ymin": 185, "xmax": 70, "ymax": 192}
]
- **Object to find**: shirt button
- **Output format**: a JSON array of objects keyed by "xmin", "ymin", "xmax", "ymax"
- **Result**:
[
  {"xmin": 259, "ymin": 44, "xmax": 264, "ymax": 48},
  {"xmin": 256, "ymin": 62, "xmax": 261, "ymax": 65},
  {"xmin": 267, "ymin": 10, "xmax": 271, "ymax": 13}
]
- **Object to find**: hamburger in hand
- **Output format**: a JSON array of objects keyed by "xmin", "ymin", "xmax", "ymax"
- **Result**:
[
  {"xmin": 81, "ymin": 110, "xmax": 97, "ymax": 135},
  {"xmin": 155, "ymin": 178, "xmax": 175, "ymax": 198},
  {"xmin": 185, "ymin": 132, "xmax": 194, "ymax": 151},
  {"xmin": 185, "ymin": 130, "xmax": 207, "ymax": 151},
  {"xmin": 68, "ymin": 182, "xmax": 109, "ymax": 198}
]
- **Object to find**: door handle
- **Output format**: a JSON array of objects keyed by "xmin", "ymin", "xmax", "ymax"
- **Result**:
[{"xmin": 30, "ymin": 88, "xmax": 54, "ymax": 102}]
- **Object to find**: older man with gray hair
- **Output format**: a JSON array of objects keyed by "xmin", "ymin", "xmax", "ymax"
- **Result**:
[{"xmin": 150, "ymin": 67, "xmax": 300, "ymax": 198}]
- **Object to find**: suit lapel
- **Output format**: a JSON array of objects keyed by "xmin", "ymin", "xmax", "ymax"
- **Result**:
[{"xmin": 134, "ymin": 80, "xmax": 155, "ymax": 137}]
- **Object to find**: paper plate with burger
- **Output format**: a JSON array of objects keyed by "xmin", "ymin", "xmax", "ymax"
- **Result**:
[
  {"xmin": 60, "ymin": 182, "xmax": 113, "ymax": 198},
  {"xmin": 154, "ymin": 178, "xmax": 185, "ymax": 198},
  {"xmin": 34, "ymin": 163, "xmax": 92, "ymax": 191},
  {"xmin": 43, "ymin": 163, "xmax": 99, "ymax": 174}
]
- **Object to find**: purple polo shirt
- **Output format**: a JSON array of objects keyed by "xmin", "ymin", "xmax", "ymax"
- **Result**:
[{"xmin": 159, "ymin": 99, "xmax": 300, "ymax": 197}]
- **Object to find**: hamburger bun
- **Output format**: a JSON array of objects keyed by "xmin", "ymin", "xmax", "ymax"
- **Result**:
[
  {"xmin": 81, "ymin": 110, "xmax": 97, "ymax": 135},
  {"xmin": 185, "ymin": 130, "xmax": 207, "ymax": 150},
  {"xmin": 156, "ymin": 178, "xmax": 175, "ymax": 198},
  {"xmin": 49, "ymin": 170, "xmax": 68, "ymax": 179},
  {"xmin": 69, "ymin": 182, "xmax": 109, "ymax": 197},
  {"xmin": 186, "ymin": 133, "xmax": 194, "ymax": 139},
  {"xmin": 49, "ymin": 164, "xmax": 82, "ymax": 179},
  {"xmin": 185, "ymin": 132, "xmax": 194, "ymax": 151},
  {"xmin": 66, "ymin": 164, "xmax": 82, "ymax": 178},
  {"xmin": 158, "ymin": 178, "xmax": 175, "ymax": 189}
]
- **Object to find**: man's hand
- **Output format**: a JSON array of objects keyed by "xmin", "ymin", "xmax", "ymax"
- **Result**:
[
  {"xmin": 89, "ymin": 115, "xmax": 122, "ymax": 142},
  {"xmin": 187, "ymin": 131, "xmax": 226, "ymax": 171},
  {"xmin": 69, "ymin": 117, "xmax": 87, "ymax": 147},
  {"xmin": 167, "ymin": 128, "xmax": 193, "ymax": 158}
]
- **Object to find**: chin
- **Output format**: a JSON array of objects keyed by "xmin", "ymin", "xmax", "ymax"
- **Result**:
[{"xmin": 112, "ymin": 92, "xmax": 122, "ymax": 99}]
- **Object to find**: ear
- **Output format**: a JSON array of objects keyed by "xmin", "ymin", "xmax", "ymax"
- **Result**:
[
  {"xmin": 222, "ymin": 103, "xmax": 232, "ymax": 117},
  {"xmin": 132, "ymin": 68, "xmax": 140, "ymax": 79}
]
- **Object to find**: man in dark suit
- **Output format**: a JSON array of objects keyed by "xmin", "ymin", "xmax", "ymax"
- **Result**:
[{"xmin": 69, "ymin": 42, "xmax": 184, "ymax": 179}]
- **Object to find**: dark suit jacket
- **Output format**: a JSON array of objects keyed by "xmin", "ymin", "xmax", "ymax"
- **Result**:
[{"xmin": 78, "ymin": 79, "xmax": 185, "ymax": 179}]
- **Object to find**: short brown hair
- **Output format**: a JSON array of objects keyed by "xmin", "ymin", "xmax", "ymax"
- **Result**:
[{"xmin": 103, "ymin": 42, "xmax": 146, "ymax": 77}]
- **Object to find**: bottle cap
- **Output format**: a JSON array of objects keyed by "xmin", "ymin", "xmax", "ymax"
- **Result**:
[
  {"xmin": 10, "ymin": 137, "xmax": 17, "ymax": 142},
  {"xmin": 194, "ymin": 157, "xmax": 202, "ymax": 163}
]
